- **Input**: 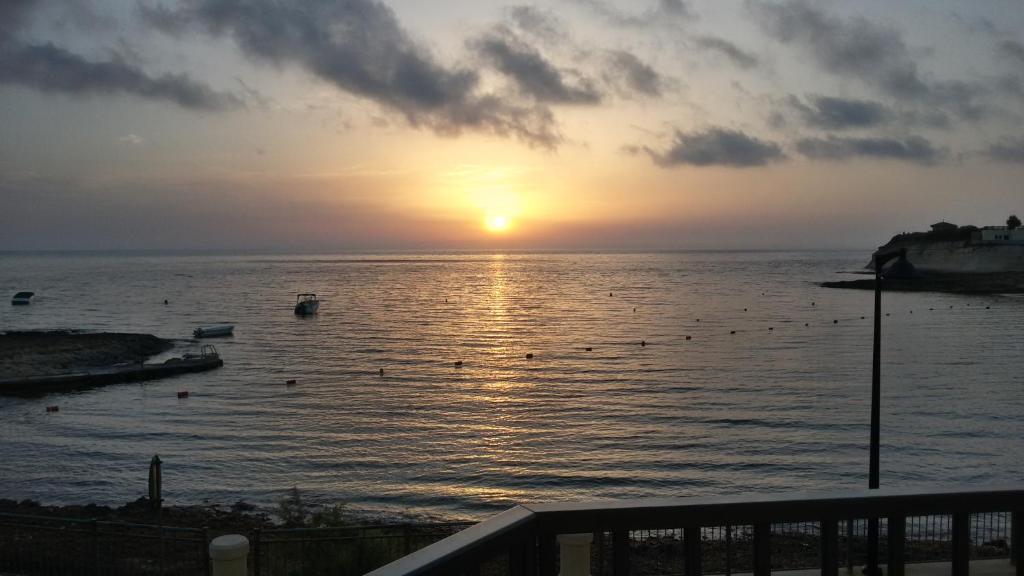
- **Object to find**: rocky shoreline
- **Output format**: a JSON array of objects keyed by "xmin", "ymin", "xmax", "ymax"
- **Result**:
[
  {"xmin": 820, "ymin": 272, "xmax": 1024, "ymax": 294},
  {"xmin": 0, "ymin": 331, "xmax": 173, "ymax": 380}
]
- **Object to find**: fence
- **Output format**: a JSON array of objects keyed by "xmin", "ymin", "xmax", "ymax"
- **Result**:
[
  {"xmin": 0, "ymin": 502, "xmax": 1017, "ymax": 575},
  {"xmin": 0, "ymin": 512, "xmax": 208, "ymax": 575},
  {"xmin": 368, "ymin": 486, "xmax": 1024, "ymax": 576}
]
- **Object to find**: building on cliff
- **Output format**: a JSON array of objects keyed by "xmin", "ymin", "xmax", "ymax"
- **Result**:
[{"xmin": 870, "ymin": 220, "xmax": 1024, "ymax": 273}]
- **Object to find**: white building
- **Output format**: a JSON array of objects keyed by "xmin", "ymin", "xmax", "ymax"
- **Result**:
[{"xmin": 978, "ymin": 226, "xmax": 1024, "ymax": 243}]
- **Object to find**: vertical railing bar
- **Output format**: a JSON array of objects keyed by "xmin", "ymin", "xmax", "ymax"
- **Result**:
[
  {"xmin": 952, "ymin": 512, "xmax": 970, "ymax": 576},
  {"xmin": 1012, "ymin": 510, "xmax": 1022, "ymax": 576},
  {"xmin": 888, "ymin": 515, "xmax": 905, "ymax": 576},
  {"xmin": 754, "ymin": 522, "xmax": 770, "ymax": 576},
  {"xmin": 612, "ymin": 529, "xmax": 629, "ymax": 576},
  {"xmin": 685, "ymin": 524, "xmax": 702, "ymax": 576},
  {"xmin": 539, "ymin": 533, "xmax": 557, "ymax": 576},
  {"xmin": 847, "ymin": 518, "xmax": 854, "ymax": 572},
  {"xmin": 821, "ymin": 517, "xmax": 838, "ymax": 576},
  {"xmin": 725, "ymin": 524, "xmax": 733, "ymax": 576}
]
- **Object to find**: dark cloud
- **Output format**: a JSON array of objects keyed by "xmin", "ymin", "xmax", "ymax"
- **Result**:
[
  {"xmin": 0, "ymin": 42, "xmax": 242, "ymax": 111},
  {"xmin": 643, "ymin": 127, "xmax": 786, "ymax": 168},
  {"xmin": 507, "ymin": 5, "xmax": 563, "ymax": 43},
  {"xmin": 754, "ymin": 1, "xmax": 987, "ymax": 119},
  {"xmin": 471, "ymin": 29, "xmax": 602, "ymax": 105},
  {"xmin": 997, "ymin": 40, "xmax": 1024, "ymax": 69},
  {"xmin": 694, "ymin": 36, "xmax": 758, "ymax": 69},
  {"xmin": 789, "ymin": 95, "xmax": 889, "ymax": 129},
  {"xmin": 605, "ymin": 50, "xmax": 663, "ymax": 97},
  {"xmin": 0, "ymin": 0, "xmax": 240, "ymax": 111},
  {"xmin": 565, "ymin": 0, "xmax": 693, "ymax": 28},
  {"xmin": 795, "ymin": 135, "xmax": 944, "ymax": 165},
  {"xmin": 144, "ymin": 0, "xmax": 563, "ymax": 148},
  {"xmin": 982, "ymin": 138, "xmax": 1024, "ymax": 163}
]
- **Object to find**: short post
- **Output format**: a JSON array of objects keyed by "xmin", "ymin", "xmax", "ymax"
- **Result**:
[
  {"xmin": 209, "ymin": 534, "xmax": 249, "ymax": 576},
  {"xmin": 558, "ymin": 533, "xmax": 593, "ymax": 576}
]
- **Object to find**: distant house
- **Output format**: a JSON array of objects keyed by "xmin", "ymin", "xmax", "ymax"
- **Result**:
[
  {"xmin": 977, "ymin": 226, "xmax": 1024, "ymax": 244},
  {"xmin": 930, "ymin": 221, "xmax": 958, "ymax": 233}
]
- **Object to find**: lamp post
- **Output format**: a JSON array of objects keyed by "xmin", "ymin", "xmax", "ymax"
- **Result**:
[{"xmin": 866, "ymin": 248, "xmax": 919, "ymax": 576}]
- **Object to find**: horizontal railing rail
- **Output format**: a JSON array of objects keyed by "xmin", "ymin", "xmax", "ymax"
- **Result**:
[{"xmin": 367, "ymin": 486, "xmax": 1024, "ymax": 576}]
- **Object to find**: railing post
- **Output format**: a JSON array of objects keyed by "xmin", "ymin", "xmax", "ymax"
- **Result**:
[
  {"xmin": 846, "ymin": 519, "xmax": 854, "ymax": 573},
  {"xmin": 822, "ymin": 518, "xmax": 838, "ymax": 576},
  {"xmin": 209, "ymin": 534, "xmax": 249, "ymax": 576},
  {"xmin": 540, "ymin": 533, "xmax": 558, "ymax": 576},
  {"xmin": 252, "ymin": 528, "xmax": 261, "ymax": 576},
  {"xmin": 952, "ymin": 512, "xmax": 970, "ymax": 576},
  {"xmin": 685, "ymin": 525, "xmax": 702, "ymax": 576},
  {"xmin": 1012, "ymin": 511, "xmax": 1023, "ymax": 576},
  {"xmin": 887, "ymin": 516, "xmax": 905, "ymax": 576},
  {"xmin": 509, "ymin": 534, "xmax": 538, "ymax": 576},
  {"xmin": 612, "ymin": 530, "xmax": 630, "ymax": 576},
  {"xmin": 753, "ymin": 522, "xmax": 770, "ymax": 576},
  {"xmin": 92, "ymin": 519, "xmax": 100, "ymax": 576},
  {"xmin": 558, "ymin": 533, "xmax": 593, "ymax": 576},
  {"xmin": 202, "ymin": 527, "xmax": 211, "ymax": 576}
]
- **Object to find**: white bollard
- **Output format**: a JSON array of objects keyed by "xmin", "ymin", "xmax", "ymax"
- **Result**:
[
  {"xmin": 557, "ymin": 533, "xmax": 593, "ymax": 576},
  {"xmin": 209, "ymin": 534, "xmax": 249, "ymax": 576}
]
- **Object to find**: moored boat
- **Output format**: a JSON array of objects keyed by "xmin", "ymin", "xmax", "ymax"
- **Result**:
[
  {"xmin": 11, "ymin": 292, "xmax": 34, "ymax": 305},
  {"xmin": 294, "ymin": 293, "xmax": 319, "ymax": 316},
  {"xmin": 193, "ymin": 324, "xmax": 234, "ymax": 338}
]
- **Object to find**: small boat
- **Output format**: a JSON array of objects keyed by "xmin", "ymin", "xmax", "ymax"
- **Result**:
[
  {"xmin": 294, "ymin": 293, "xmax": 319, "ymax": 316},
  {"xmin": 11, "ymin": 292, "xmax": 34, "ymax": 306},
  {"xmin": 193, "ymin": 324, "xmax": 234, "ymax": 338}
]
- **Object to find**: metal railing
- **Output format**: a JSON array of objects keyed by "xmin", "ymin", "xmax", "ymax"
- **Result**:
[
  {"xmin": 367, "ymin": 486, "xmax": 1024, "ymax": 576},
  {"xmin": 0, "ymin": 511, "xmax": 209, "ymax": 575},
  {"xmin": 251, "ymin": 521, "xmax": 473, "ymax": 575}
]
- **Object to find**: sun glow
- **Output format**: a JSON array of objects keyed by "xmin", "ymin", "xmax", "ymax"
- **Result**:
[{"xmin": 485, "ymin": 214, "xmax": 511, "ymax": 233}]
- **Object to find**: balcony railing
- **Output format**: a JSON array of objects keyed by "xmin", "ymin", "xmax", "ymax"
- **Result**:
[{"xmin": 367, "ymin": 486, "xmax": 1024, "ymax": 576}]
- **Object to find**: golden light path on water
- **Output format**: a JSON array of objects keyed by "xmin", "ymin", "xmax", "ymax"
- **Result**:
[{"xmin": 0, "ymin": 252, "xmax": 1022, "ymax": 521}]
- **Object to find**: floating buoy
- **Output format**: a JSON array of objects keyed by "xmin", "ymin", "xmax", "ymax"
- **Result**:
[
  {"xmin": 804, "ymin": 323, "xmax": 809, "ymax": 327},
  {"xmin": 811, "ymin": 302, "xmax": 815, "ymax": 306},
  {"xmin": 46, "ymin": 405, "xmax": 59, "ymax": 413},
  {"xmin": 833, "ymin": 319, "xmax": 838, "ymax": 324},
  {"xmin": 685, "ymin": 335, "xmax": 691, "ymax": 340},
  {"xmin": 910, "ymin": 310, "xmax": 913, "ymax": 314},
  {"xmin": 525, "ymin": 353, "xmax": 534, "ymax": 359},
  {"xmin": 986, "ymin": 306, "xmax": 990, "ymax": 309},
  {"xmin": 633, "ymin": 308, "xmax": 636, "ymax": 313},
  {"xmin": 177, "ymin": 391, "xmax": 189, "ymax": 399},
  {"xmin": 445, "ymin": 298, "xmax": 448, "ymax": 303},
  {"xmin": 454, "ymin": 361, "xmax": 463, "ymax": 367},
  {"xmin": 609, "ymin": 292, "xmax": 613, "ymax": 297},
  {"xmin": 379, "ymin": 368, "xmax": 384, "ymax": 377},
  {"xmin": 163, "ymin": 299, "xmax": 168, "ymax": 305},
  {"xmin": 949, "ymin": 305, "xmax": 954, "ymax": 309},
  {"xmin": 730, "ymin": 330, "xmax": 736, "ymax": 334},
  {"xmin": 768, "ymin": 327, "xmax": 773, "ymax": 331},
  {"xmin": 860, "ymin": 316, "xmax": 865, "ymax": 319},
  {"xmin": 585, "ymin": 347, "xmax": 592, "ymax": 351},
  {"xmin": 286, "ymin": 379, "xmax": 296, "ymax": 385},
  {"xmin": 640, "ymin": 340, "xmax": 646, "ymax": 347},
  {"xmin": 696, "ymin": 318, "xmax": 701, "ymax": 322},
  {"xmin": 929, "ymin": 308, "xmax": 933, "ymax": 311},
  {"xmin": 885, "ymin": 313, "xmax": 890, "ymax": 316}
]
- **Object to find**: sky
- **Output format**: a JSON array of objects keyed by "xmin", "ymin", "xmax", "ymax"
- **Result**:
[{"xmin": 1, "ymin": 0, "xmax": 1023, "ymax": 251}]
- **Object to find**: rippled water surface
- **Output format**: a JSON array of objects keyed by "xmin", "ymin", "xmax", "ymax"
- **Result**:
[{"xmin": 1, "ymin": 252, "xmax": 1022, "ymax": 520}]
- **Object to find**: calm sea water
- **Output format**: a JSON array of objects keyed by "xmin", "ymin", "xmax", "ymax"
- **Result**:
[{"xmin": 1, "ymin": 252, "xmax": 1022, "ymax": 521}]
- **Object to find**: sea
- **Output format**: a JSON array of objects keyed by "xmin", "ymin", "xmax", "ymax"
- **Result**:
[{"xmin": 1, "ymin": 251, "xmax": 1022, "ymax": 522}]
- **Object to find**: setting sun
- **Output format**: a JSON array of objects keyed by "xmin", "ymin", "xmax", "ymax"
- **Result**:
[{"xmin": 484, "ymin": 214, "xmax": 511, "ymax": 233}]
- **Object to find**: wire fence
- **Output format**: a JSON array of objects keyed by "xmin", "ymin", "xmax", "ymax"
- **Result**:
[{"xmin": 0, "ymin": 511, "xmax": 1013, "ymax": 575}]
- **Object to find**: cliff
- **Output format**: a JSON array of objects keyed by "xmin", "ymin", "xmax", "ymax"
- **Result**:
[{"xmin": 871, "ymin": 227, "xmax": 1024, "ymax": 273}]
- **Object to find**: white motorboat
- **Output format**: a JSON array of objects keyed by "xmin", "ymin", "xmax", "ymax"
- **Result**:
[
  {"xmin": 294, "ymin": 293, "xmax": 319, "ymax": 316},
  {"xmin": 11, "ymin": 291, "xmax": 34, "ymax": 305},
  {"xmin": 193, "ymin": 324, "xmax": 234, "ymax": 338}
]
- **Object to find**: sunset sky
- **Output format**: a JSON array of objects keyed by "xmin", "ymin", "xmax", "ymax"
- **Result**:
[{"xmin": 2, "ymin": 0, "xmax": 1023, "ymax": 250}]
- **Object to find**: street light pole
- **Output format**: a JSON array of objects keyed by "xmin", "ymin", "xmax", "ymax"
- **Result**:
[{"xmin": 866, "ymin": 250, "xmax": 902, "ymax": 576}]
